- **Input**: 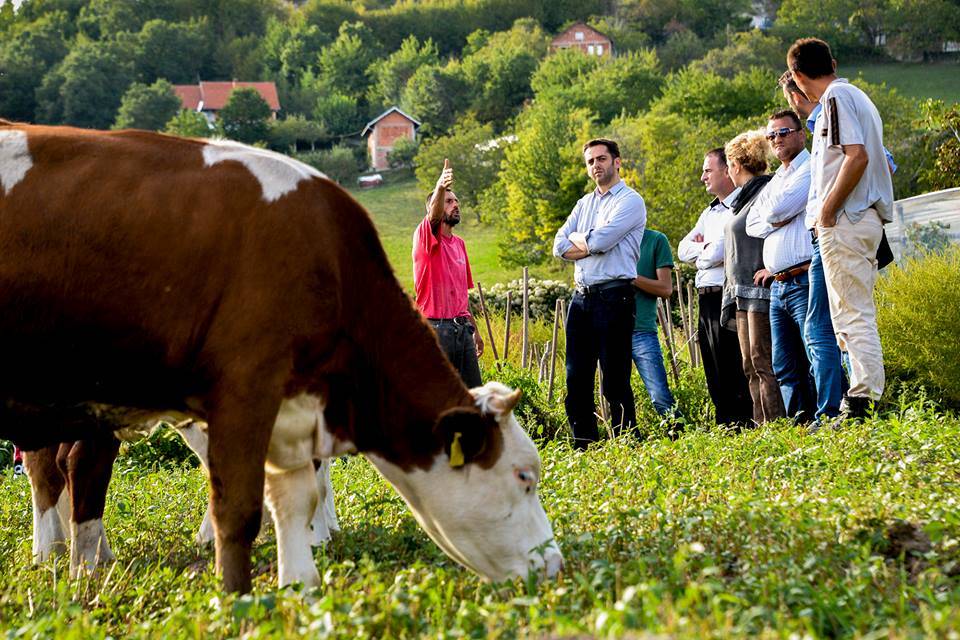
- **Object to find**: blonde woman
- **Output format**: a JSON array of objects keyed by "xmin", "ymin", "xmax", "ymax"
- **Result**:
[{"xmin": 720, "ymin": 130, "xmax": 786, "ymax": 425}]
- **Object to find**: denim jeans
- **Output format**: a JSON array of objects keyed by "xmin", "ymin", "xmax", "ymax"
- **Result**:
[
  {"xmin": 630, "ymin": 331, "xmax": 675, "ymax": 416},
  {"xmin": 803, "ymin": 240, "xmax": 847, "ymax": 419},
  {"xmin": 769, "ymin": 273, "xmax": 817, "ymax": 422},
  {"xmin": 565, "ymin": 285, "xmax": 636, "ymax": 448}
]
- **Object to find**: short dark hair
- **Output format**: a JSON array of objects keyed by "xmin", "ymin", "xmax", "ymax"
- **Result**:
[
  {"xmin": 706, "ymin": 147, "xmax": 727, "ymax": 167},
  {"xmin": 769, "ymin": 109, "xmax": 802, "ymax": 130},
  {"xmin": 425, "ymin": 187, "xmax": 453, "ymax": 210},
  {"xmin": 582, "ymin": 138, "xmax": 620, "ymax": 159},
  {"xmin": 788, "ymin": 38, "xmax": 835, "ymax": 79}
]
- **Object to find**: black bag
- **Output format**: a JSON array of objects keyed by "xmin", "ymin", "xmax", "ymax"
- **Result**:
[{"xmin": 877, "ymin": 229, "xmax": 894, "ymax": 270}]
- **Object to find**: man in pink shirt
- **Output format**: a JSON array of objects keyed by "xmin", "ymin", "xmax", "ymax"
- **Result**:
[{"xmin": 413, "ymin": 160, "xmax": 484, "ymax": 387}]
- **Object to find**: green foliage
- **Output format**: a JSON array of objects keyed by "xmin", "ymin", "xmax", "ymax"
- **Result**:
[
  {"xmin": 773, "ymin": 0, "xmax": 875, "ymax": 59},
  {"xmin": 216, "ymin": 87, "xmax": 272, "ymax": 144},
  {"xmin": 460, "ymin": 18, "xmax": 550, "ymax": 125},
  {"xmin": 134, "ymin": 18, "xmax": 210, "ymax": 84},
  {"xmin": 413, "ymin": 116, "xmax": 504, "ymax": 217},
  {"xmin": 367, "ymin": 35, "xmax": 439, "ymax": 112},
  {"xmin": 650, "ymin": 66, "xmax": 780, "ymax": 124},
  {"xmin": 485, "ymin": 100, "xmax": 594, "ymax": 265},
  {"xmin": 883, "ymin": 0, "xmax": 960, "ymax": 60},
  {"xmin": 35, "ymin": 39, "xmax": 136, "ymax": 129},
  {"xmin": 903, "ymin": 221, "xmax": 953, "ymax": 259},
  {"xmin": 587, "ymin": 15, "xmax": 652, "ymax": 53},
  {"xmin": 312, "ymin": 89, "xmax": 363, "ymax": 137},
  {"xmin": 118, "ymin": 424, "xmax": 201, "ymax": 471},
  {"xmin": 387, "ymin": 136, "xmax": 418, "ymax": 169},
  {"xmin": 260, "ymin": 14, "xmax": 329, "ymax": 83},
  {"xmin": 164, "ymin": 109, "xmax": 213, "ymax": 138},
  {"xmin": 0, "ymin": 11, "xmax": 69, "ymax": 122},
  {"xmin": 611, "ymin": 0, "xmax": 752, "ymax": 45},
  {"xmin": 917, "ymin": 100, "xmax": 960, "ymax": 192},
  {"xmin": 481, "ymin": 362, "xmax": 567, "ymax": 439},
  {"xmin": 399, "ymin": 63, "xmax": 468, "ymax": 136},
  {"xmin": 299, "ymin": 144, "xmax": 361, "ymax": 184},
  {"xmin": 113, "ymin": 79, "xmax": 181, "ymax": 131},
  {"xmin": 267, "ymin": 114, "xmax": 326, "ymax": 152},
  {"xmin": 688, "ymin": 29, "xmax": 784, "ymax": 78},
  {"xmin": 316, "ymin": 21, "xmax": 381, "ymax": 101},
  {"xmin": 877, "ymin": 246, "xmax": 960, "ymax": 405}
]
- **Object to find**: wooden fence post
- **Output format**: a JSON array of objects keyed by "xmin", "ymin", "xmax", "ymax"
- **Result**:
[
  {"xmin": 521, "ymin": 267, "xmax": 530, "ymax": 369},
  {"xmin": 548, "ymin": 298, "xmax": 561, "ymax": 401},
  {"xmin": 687, "ymin": 281, "xmax": 700, "ymax": 368},
  {"xmin": 475, "ymin": 282, "xmax": 499, "ymax": 369},
  {"xmin": 503, "ymin": 291, "xmax": 512, "ymax": 364},
  {"xmin": 657, "ymin": 299, "xmax": 681, "ymax": 387}
]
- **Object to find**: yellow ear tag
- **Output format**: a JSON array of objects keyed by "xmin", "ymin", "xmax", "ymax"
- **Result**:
[{"xmin": 449, "ymin": 432, "xmax": 465, "ymax": 468}]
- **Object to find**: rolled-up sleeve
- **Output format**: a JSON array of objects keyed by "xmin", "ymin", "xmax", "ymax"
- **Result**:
[
  {"xmin": 763, "ymin": 172, "xmax": 810, "ymax": 226},
  {"xmin": 585, "ymin": 193, "xmax": 646, "ymax": 254},
  {"xmin": 552, "ymin": 202, "xmax": 580, "ymax": 259},
  {"xmin": 746, "ymin": 194, "xmax": 774, "ymax": 239}
]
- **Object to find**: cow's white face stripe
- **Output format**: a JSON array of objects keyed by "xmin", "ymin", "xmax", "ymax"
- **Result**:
[
  {"xmin": 0, "ymin": 130, "xmax": 32, "ymax": 195},
  {"xmin": 201, "ymin": 139, "xmax": 329, "ymax": 202}
]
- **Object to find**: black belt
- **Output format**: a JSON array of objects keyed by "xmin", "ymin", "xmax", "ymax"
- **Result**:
[
  {"xmin": 698, "ymin": 285, "xmax": 722, "ymax": 294},
  {"xmin": 575, "ymin": 279, "xmax": 633, "ymax": 295},
  {"xmin": 427, "ymin": 316, "xmax": 471, "ymax": 326},
  {"xmin": 810, "ymin": 228, "xmax": 818, "ymax": 241}
]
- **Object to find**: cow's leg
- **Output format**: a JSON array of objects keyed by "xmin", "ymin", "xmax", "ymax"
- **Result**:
[
  {"xmin": 207, "ymin": 392, "xmax": 277, "ymax": 593},
  {"xmin": 23, "ymin": 445, "xmax": 68, "ymax": 562},
  {"xmin": 310, "ymin": 459, "xmax": 340, "ymax": 545},
  {"xmin": 173, "ymin": 421, "xmax": 218, "ymax": 545},
  {"xmin": 263, "ymin": 394, "xmax": 324, "ymax": 587},
  {"xmin": 58, "ymin": 435, "xmax": 120, "ymax": 577}
]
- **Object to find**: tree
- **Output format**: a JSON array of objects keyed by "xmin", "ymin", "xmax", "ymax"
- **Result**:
[
  {"xmin": 35, "ymin": 40, "xmax": 136, "ymax": 129},
  {"xmin": 688, "ymin": 29, "xmax": 784, "ymax": 78},
  {"xmin": 917, "ymin": 100, "xmax": 960, "ymax": 192},
  {"xmin": 134, "ymin": 18, "xmax": 210, "ymax": 84},
  {"xmin": 261, "ymin": 14, "xmax": 328, "ymax": 82},
  {"xmin": 268, "ymin": 114, "xmax": 326, "ymax": 152},
  {"xmin": 650, "ymin": 67, "xmax": 780, "ymax": 125},
  {"xmin": 312, "ymin": 90, "xmax": 363, "ymax": 138},
  {"xmin": 399, "ymin": 64, "xmax": 464, "ymax": 137},
  {"xmin": 773, "ymin": 0, "xmax": 873, "ymax": 58},
  {"xmin": 164, "ymin": 109, "xmax": 213, "ymax": 138},
  {"xmin": 387, "ymin": 136, "xmax": 418, "ymax": 169},
  {"xmin": 0, "ymin": 12, "xmax": 70, "ymax": 122},
  {"xmin": 883, "ymin": 0, "xmax": 960, "ymax": 60},
  {"xmin": 656, "ymin": 29, "xmax": 706, "ymax": 71},
  {"xmin": 367, "ymin": 35, "xmax": 439, "ymax": 111},
  {"xmin": 217, "ymin": 87, "xmax": 272, "ymax": 144},
  {"xmin": 316, "ymin": 21, "xmax": 381, "ymax": 101},
  {"xmin": 485, "ymin": 101, "xmax": 595, "ymax": 265},
  {"xmin": 113, "ymin": 79, "xmax": 181, "ymax": 130},
  {"xmin": 414, "ymin": 116, "xmax": 504, "ymax": 220},
  {"xmin": 299, "ymin": 144, "xmax": 360, "ymax": 184}
]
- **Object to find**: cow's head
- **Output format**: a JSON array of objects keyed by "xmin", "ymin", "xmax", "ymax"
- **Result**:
[{"xmin": 365, "ymin": 381, "xmax": 563, "ymax": 581}]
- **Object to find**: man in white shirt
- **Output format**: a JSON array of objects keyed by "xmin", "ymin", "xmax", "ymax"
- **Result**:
[
  {"xmin": 746, "ymin": 110, "xmax": 816, "ymax": 423},
  {"xmin": 788, "ymin": 38, "xmax": 894, "ymax": 419},
  {"xmin": 678, "ymin": 148, "xmax": 752, "ymax": 426}
]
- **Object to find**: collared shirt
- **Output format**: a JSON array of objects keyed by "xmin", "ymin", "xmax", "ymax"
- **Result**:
[
  {"xmin": 677, "ymin": 188, "xmax": 740, "ymax": 288},
  {"xmin": 808, "ymin": 103, "xmax": 897, "ymax": 173},
  {"xmin": 552, "ymin": 180, "xmax": 646, "ymax": 287},
  {"xmin": 807, "ymin": 78, "xmax": 895, "ymax": 226},
  {"xmin": 746, "ymin": 149, "xmax": 813, "ymax": 274},
  {"xmin": 412, "ymin": 215, "xmax": 473, "ymax": 319}
]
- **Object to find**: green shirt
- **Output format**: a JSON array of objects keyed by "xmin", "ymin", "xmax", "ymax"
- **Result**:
[{"xmin": 634, "ymin": 229, "xmax": 674, "ymax": 333}]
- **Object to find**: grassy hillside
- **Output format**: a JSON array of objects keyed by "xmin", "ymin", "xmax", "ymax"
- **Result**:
[
  {"xmin": 848, "ymin": 62, "xmax": 960, "ymax": 102},
  {"xmin": 349, "ymin": 176, "xmax": 568, "ymax": 291},
  {"xmin": 2, "ymin": 403, "xmax": 958, "ymax": 637}
]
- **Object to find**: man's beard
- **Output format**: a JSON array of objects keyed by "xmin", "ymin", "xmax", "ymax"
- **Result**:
[
  {"xmin": 444, "ymin": 212, "xmax": 461, "ymax": 226},
  {"xmin": 594, "ymin": 167, "xmax": 614, "ymax": 186}
]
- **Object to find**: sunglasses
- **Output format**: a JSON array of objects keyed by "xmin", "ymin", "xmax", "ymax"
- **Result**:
[{"xmin": 766, "ymin": 127, "xmax": 800, "ymax": 141}]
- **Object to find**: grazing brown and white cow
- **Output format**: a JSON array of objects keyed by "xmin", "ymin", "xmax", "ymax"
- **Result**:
[{"xmin": 0, "ymin": 123, "xmax": 562, "ymax": 591}]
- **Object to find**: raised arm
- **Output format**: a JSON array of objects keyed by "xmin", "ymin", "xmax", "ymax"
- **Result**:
[{"xmin": 428, "ymin": 159, "xmax": 453, "ymax": 227}]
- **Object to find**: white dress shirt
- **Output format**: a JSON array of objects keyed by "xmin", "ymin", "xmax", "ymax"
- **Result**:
[
  {"xmin": 746, "ymin": 149, "xmax": 813, "ymax": 274},
  {"xmin": 678, "ymin": 188, "xmax": 740, "ymax": 288}
]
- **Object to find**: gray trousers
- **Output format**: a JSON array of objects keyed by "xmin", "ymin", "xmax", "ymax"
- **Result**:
[{"xmin": 429, "ymin": 319, "xmax": 482, "ymax": 388}]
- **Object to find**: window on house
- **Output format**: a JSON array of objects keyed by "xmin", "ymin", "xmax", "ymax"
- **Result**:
[
  {"xmin": 587, "ymin": 44, "xmax": 595, "ymax": 54},
  {"xmin": 597, "ymin": 44, "xmax": 604, "ymax": 55},
  {"xmin": 575, "ymin": 31, "xmax": 584, "ymax": 41}
]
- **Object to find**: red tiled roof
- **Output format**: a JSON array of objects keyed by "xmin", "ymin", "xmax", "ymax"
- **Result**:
[{"xmin": 172, "ymin": 81, "xmax": 281, "ymax": 112}]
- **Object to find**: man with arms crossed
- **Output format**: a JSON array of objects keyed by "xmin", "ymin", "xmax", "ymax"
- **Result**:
[
  {"xmin": 413, "ymin": 160, "xmax": 484, "ymax": 387},
  {"xmin": 787, "ymin": 38, "xmax": 894, "ymax": 420},
  {"xmin": 678, "ymin": 149, "xmax": 753, "ymax": 426},
  {"xmin": 746, "ymin": 110, "xmax": 817, "ymax": 423},
  {"xmin": 553, "ymin": 139, "xmax": 646, "ymax": 449}
]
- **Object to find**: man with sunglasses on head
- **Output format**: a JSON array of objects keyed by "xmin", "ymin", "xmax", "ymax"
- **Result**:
[
  {"xmin": 745, "ymin": 110, "xmax": 817, "ymax": 424},
  {"xmin": 787, "ymin": 37, "xmax": 894, "ymax": 424}
]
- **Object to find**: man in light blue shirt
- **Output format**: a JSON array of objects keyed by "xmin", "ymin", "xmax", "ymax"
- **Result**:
[{"xmin": 553, "ymin": 139, "xmax": 646, "ymax": 448}]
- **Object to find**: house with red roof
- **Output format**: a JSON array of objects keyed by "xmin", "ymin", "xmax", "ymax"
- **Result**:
[
  {"xmin": 173, "ymin": 81, "xmax": 281, "ymax": 124},
  {"xmin": 362, "ymin": 107, "xmax": 420, "ymax": 171},
  {"xmin": 550, "ymin": 22, "xmax": 613, "ymax": 57}
]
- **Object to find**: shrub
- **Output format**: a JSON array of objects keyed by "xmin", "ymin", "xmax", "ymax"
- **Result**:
[
  {"xmin": 387, "ymin": 136, "xmax": 418, "ymax": 169},
  {"xmin": 470, "ymin": 277, "xmax": 574, "ymax": 321},
  {"xmin": 876, "ymin": 246, "xmax": 960, "ymax": 405},
  {"xmin": 483, "ymin": 362, "xmax": 566, "ymax": 441},
  {"xmin": 298, "ymin": 145, "xmax": 360, "ymax": 184}
]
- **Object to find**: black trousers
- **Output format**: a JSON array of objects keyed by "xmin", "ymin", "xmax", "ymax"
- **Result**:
[
  {"xmin": 564, "ymin": 285, "xmax": 636, "ymax": 449},
  {"xmin": 697, "ymin": 290, "xmax": 753, "ymax": 425},
  {"xmin": 431, "ymin": 320, "xmax": 483, "ymax": 388}
]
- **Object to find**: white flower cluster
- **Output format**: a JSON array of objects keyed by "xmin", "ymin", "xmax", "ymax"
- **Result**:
[{"xmin": 470, "ymin": 278, "xmax": 574, "ymax": 321}]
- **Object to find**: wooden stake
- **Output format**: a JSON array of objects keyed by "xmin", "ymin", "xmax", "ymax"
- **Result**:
[
  {"xmin": 503, "ymin": 291, "xmax": 512, "ymax": 364},
  {"xmin": 657, "ymin": 299, "xmax": 681, "ymax": 387},
  {"xmin": 521, "ymin": 267, "xmax": 530, "ymax": 369},
  {"xmin": 687, "ymin": 281, "xmax": 700, "ymax": 368},
  {"xmin": 548, "ymin": 298, "xmax": 561, "ymax": 401},
  {"xmin": 475, "ymin": 282, "xmax": 500, "ymax": 368}
]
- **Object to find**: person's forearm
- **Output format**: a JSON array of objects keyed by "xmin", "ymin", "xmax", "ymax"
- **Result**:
[
  {"xmin": 633, "ymin": 274, "xmax": 672, "ymax": 298},
  {"xmin": 563, "ymin": 247, "xmax": 589, "ymax": 260},
  {"xmin": 428, "ymin": 190, "xmax": 444, "ymax": 225}
]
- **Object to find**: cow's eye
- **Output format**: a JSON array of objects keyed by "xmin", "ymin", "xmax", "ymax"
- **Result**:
[{"xmin": 514, "ymin": 468, "xmax": 537, "ymax": 491}]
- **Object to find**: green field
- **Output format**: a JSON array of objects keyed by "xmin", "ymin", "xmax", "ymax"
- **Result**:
[
  {"xmin": 2, "ymin": 404, "xmax": 959, "ymax": 637},
  {"xmin": 848, "ymin": 62, "xmax": 960, "ymax": 103},
  {"xmin": 349, "ymin": 176, "xmax": 568, "ymax": 291}
]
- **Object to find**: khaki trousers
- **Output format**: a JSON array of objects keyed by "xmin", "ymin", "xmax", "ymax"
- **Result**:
[
  {"xmin": 736, "ymin": 310, "xmax": 786, "ymax": 424},
  {"xmin": 817, "ymin": 210, "xmax": 885, "ymax": 400}
]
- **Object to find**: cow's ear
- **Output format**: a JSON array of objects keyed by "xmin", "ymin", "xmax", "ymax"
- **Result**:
[{"xmin": 434, "ymin": 407, "xmax": 496, "ymax": 468}]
